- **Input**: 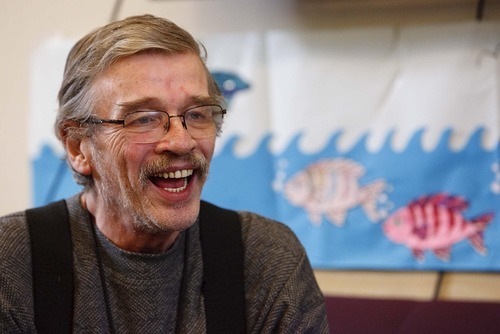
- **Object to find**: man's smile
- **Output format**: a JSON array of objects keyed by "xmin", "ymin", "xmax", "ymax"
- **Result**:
[{"xmin": 150, "ymin": 169, "xmax": 194, "ymax": 193}]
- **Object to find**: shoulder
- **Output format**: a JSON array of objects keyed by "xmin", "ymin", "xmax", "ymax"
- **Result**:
[
  {"xmin": 201, "ymin": 201, "xmax": 304, "ymax": 259},
  {"xmin": 238, "ymin": 211, "xmax": 305, "ymax": 259},
  {"xmin": 0, "ymin": 211, "xmax": 30, "ymax": 257},
  {"xmin": 0, "ymin": 211, "xmax": 35, "ymax": 331},
  {"xmin": 0, "ymin": 210, "xmax": 31, "ymax": 277},
  {"xmin": 237, "ymin": 211, "xmax": 328, "ymax": 332},
  {"xmin": 237, "ymin": 210, "xmax": 309, "ymax": 283}
]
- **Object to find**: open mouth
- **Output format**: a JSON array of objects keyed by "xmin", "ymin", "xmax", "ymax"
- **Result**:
[{"xmin": 150, "ymin": 169, "xmax": 194, "ymax": 193}]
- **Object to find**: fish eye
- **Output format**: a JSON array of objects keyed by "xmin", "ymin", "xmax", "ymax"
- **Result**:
[{"xmin": 223, "ymin": 79, "xmax": 236, "ymax": 91}]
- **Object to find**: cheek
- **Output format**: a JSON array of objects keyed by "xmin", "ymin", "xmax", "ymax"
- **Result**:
[
  {"xmin": 93, "ymin": 127, "xmax": 123, "ymax": 149},
  {"xmin": 119, "ymin": 143, "xmax": 153, "ymax": 176},
  {"xmin": 198, "ymin": 137, "xmax": 216, "ymax": 161},
  {"xmin": 94, "ymin": 133, "xmax": 140, "ymax": 173}
]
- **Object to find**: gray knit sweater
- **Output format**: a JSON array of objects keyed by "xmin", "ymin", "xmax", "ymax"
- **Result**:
[{"xmin": 0, "ymin": 195, "xmax": 328, "ymax": 333}]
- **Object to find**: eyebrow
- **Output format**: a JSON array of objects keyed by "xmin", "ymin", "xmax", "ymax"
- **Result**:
[
  {"xmin": 114, "ymin": 97, "xmax": 163, "ymax": 116},
  {"xmin": 189, "ymin": 95, "xmax": 219, "ymax": 106},
  {"xmin": 114, "ymin": 95, "xmax": 218, "ymax": 116}
]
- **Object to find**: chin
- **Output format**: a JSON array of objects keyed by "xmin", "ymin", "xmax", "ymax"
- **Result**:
[{"xmin": 155, "ymin": 199, "xmax": 201, "ymax": 232}]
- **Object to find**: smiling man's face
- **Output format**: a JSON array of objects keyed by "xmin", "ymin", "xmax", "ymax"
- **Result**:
[{"xmin": 82, "ymin": 51, "xmax": 217, "ymax": 236}]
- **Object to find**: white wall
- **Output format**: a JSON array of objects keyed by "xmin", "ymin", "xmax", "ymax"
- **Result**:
[
  {"xmin": 2, "ymin": 0, "xmax": 496, "ymax": 215},
  {"xmin": 1, "ymin": 0, "xmax": 115, "ymax": 215},
  {"xmin": 1, "ymin": 0, "xmax": 500, "ymax": 301}
]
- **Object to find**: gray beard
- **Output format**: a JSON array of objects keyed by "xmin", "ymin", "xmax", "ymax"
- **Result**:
[{"xmin": 91, "ymin": 145, "xmax": 209, "ymax": 233}]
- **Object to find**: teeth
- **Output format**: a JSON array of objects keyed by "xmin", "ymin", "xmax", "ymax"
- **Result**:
[
  {"xmin": 151, "ymin": 169, "xmax": 193, "ymax": 193},
  {"xmin": 153, "ymin": 169, "xmax": 193, "ymax": 179},
  {"xmin": 164, "ymin": 178, "xmax": 188, "ymax": 193}
]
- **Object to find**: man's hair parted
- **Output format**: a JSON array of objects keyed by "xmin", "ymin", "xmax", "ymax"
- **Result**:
[{"xmin": 55, "ymin": 14, "xmax": 223, "ymax": 187}]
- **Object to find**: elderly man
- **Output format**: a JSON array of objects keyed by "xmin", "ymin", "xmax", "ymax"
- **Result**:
[{"xmin": 0, "ymin": 15, "xmax": 328, "ymax": 333}]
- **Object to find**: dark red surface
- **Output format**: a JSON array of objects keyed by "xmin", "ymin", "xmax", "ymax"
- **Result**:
[{"xmin": 325, "ymin": 296, "xmax": 500, "ymax": 334}]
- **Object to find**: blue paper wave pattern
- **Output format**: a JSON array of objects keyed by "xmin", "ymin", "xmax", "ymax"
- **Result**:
[
  {"xmin": 202, "ymin": 128, "xmax": 500, "ymax": 270},
  {"xmin": 32, "ymin": 127, "xmax": 500, "ymax": 270}
]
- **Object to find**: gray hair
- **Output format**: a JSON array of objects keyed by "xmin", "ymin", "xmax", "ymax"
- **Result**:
[{"xmin": 55, "ymin": 14, "xmax": 223, "ymax": 187}]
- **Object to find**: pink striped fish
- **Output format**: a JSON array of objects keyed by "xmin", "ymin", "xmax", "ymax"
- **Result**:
[{"xmin": 382, "ymin": 194, "xmax": 494, "ymax": 261}]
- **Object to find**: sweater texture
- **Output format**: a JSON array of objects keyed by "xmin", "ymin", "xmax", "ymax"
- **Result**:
[{"xmin": 0, "ymin": 194, "xmax": 328, "ymax": 333}]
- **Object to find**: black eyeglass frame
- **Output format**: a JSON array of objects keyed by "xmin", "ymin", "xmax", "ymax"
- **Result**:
[{"xmin": 77, "ymin": 104, "xmax": 227, "ymax": 141}]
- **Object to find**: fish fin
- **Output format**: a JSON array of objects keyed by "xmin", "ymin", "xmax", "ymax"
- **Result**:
[
  {"xmin": 326, "ymin": 210, "xmax": 346, "ymax": 227},
  {"xmin": 435, "ymin": 194, "xmax": 469, "ymax": 211},
  {"xmin": 325, "ymin": 158, "xmax": 365, "ymax": 178},
  {"xmin": 308, "ymin": 212, "xmax": 323, "ymax": 226},
  {"xmin": 408, "ymin": 194, "xmax": 439, "ymax": 208},
  {"xmin": 409, "ymin": 196, "xmax": 427, "ymax": 208},
  {"xmin": 412, "ymin": 225, "xmax": 428, "ymax": 240},
  {"xmin": 412, "ymin": 249, "xmax": 425, "ymax": 262},
  {"xmin": 433, "ymin": 247, "xmax": 451, "ymax": 262},
  {"xmin": 360, "ymin": 180, "xmax": 386, "ymax": 222},
  {"xmin": 439, "ymin": 195, "xmax": 469, "ymax": 211},
  {"xmin": 469, "ymin": 231, "xmax": 488, "ymax": 255},
  {"xmin": 410, "ymin": 194, "xmax": 469, "ymax": 212}
]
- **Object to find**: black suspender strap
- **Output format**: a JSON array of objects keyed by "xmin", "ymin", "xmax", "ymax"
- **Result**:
[
  {"xmin": 26, "ymin": 200, "xmax": 74, "ymax": 334},
  {"xmin": 199, "ymin": 201, "xmax": 246, "ymax": 334},
  {"xmin": 26, "ymin": 200, "xmax": 246, "ymax": 333}
]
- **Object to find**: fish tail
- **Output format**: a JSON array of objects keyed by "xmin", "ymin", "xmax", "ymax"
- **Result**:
[
  {"xmin": 470, "ymin": 213, "xmax": 495, "ymax": 231},
  {"xmin": 360, "ymin": 180, "xmax": 386, "ymax": 222},
  {"xmin": 468, "ymin": 213, "xmax": 494, "ymax": 255},
  {"xmin": 469, "ymin": 231, "xmax": 487, "ymax": 255}
]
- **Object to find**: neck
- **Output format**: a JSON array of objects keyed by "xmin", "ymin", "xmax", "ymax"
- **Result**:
[{"xmin": 80, "ymin": 192, "xmax": 179, "ymax": 253}]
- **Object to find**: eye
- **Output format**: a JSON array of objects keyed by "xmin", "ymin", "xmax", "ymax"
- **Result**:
[
  {"xmin": 185, "ymin": 107, "xmax": 213, "ymax": 124},
  {"xmin": 125, "ymin": 111, "xmax": 163, "ymax": 129}
]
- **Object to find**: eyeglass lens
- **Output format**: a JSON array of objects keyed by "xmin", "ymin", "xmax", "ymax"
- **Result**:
[{"xmin": 123, "ymin": 105, "xmax": 223, "ymax": 143}]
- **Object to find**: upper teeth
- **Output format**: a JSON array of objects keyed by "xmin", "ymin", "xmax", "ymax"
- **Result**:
[{"xmin": 154, "ymin": 169, "xmax": 193, "ymax": 179}]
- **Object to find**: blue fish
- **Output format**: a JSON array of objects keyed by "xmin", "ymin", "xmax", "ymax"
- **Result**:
[{"xmin": 211, "ymin": 71, "xmax": 250, "ymax": 104}]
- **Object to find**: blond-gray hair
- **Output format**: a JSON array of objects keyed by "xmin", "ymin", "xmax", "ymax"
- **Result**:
[{"xmin": 55, "ymin": 14, "xmax": 223, "ymax": 187}]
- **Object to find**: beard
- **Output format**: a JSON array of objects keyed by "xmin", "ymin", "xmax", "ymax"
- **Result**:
[{"xmin": 91, "ymin": 144, "xmax": 210, "ymax": 233}]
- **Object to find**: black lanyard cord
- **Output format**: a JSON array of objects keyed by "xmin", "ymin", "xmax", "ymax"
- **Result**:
[{"xmin": 89, "ymin": 216, "xmax": 116, "ymax": 334}]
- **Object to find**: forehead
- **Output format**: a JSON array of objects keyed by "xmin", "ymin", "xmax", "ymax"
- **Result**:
[{"xmin": 91, "ymin": 52, "xmax": 210, "ymax": 114}]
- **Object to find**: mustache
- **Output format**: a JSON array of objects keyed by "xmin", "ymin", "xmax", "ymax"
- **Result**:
[{"xmin": 139, "ymin": 152, "xmax": 209, "ymax": 182}]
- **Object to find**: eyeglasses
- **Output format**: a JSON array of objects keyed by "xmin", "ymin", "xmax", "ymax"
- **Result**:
[{"xmin": 80, "ymin": 104, "xmax": 226, "ymax": 143}]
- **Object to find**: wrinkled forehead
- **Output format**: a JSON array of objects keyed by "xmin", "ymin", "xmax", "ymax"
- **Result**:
[{"xmin": 89, "ymin": 52, "xmax": 213, "ymax": 116}]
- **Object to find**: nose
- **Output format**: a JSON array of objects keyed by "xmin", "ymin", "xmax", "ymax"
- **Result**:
[
  {"xmin": 167, "ymin": 115, "xmax": 187, "ymax": 131},
  {"xmin": 154, "ymin": 116, "xmax": 196, "ymax": 154}
]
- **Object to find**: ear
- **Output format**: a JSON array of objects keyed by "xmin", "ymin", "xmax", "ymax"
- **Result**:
[{"xmin": 61, "ymin": 124, "xmax": 93, "ymax": 176}]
